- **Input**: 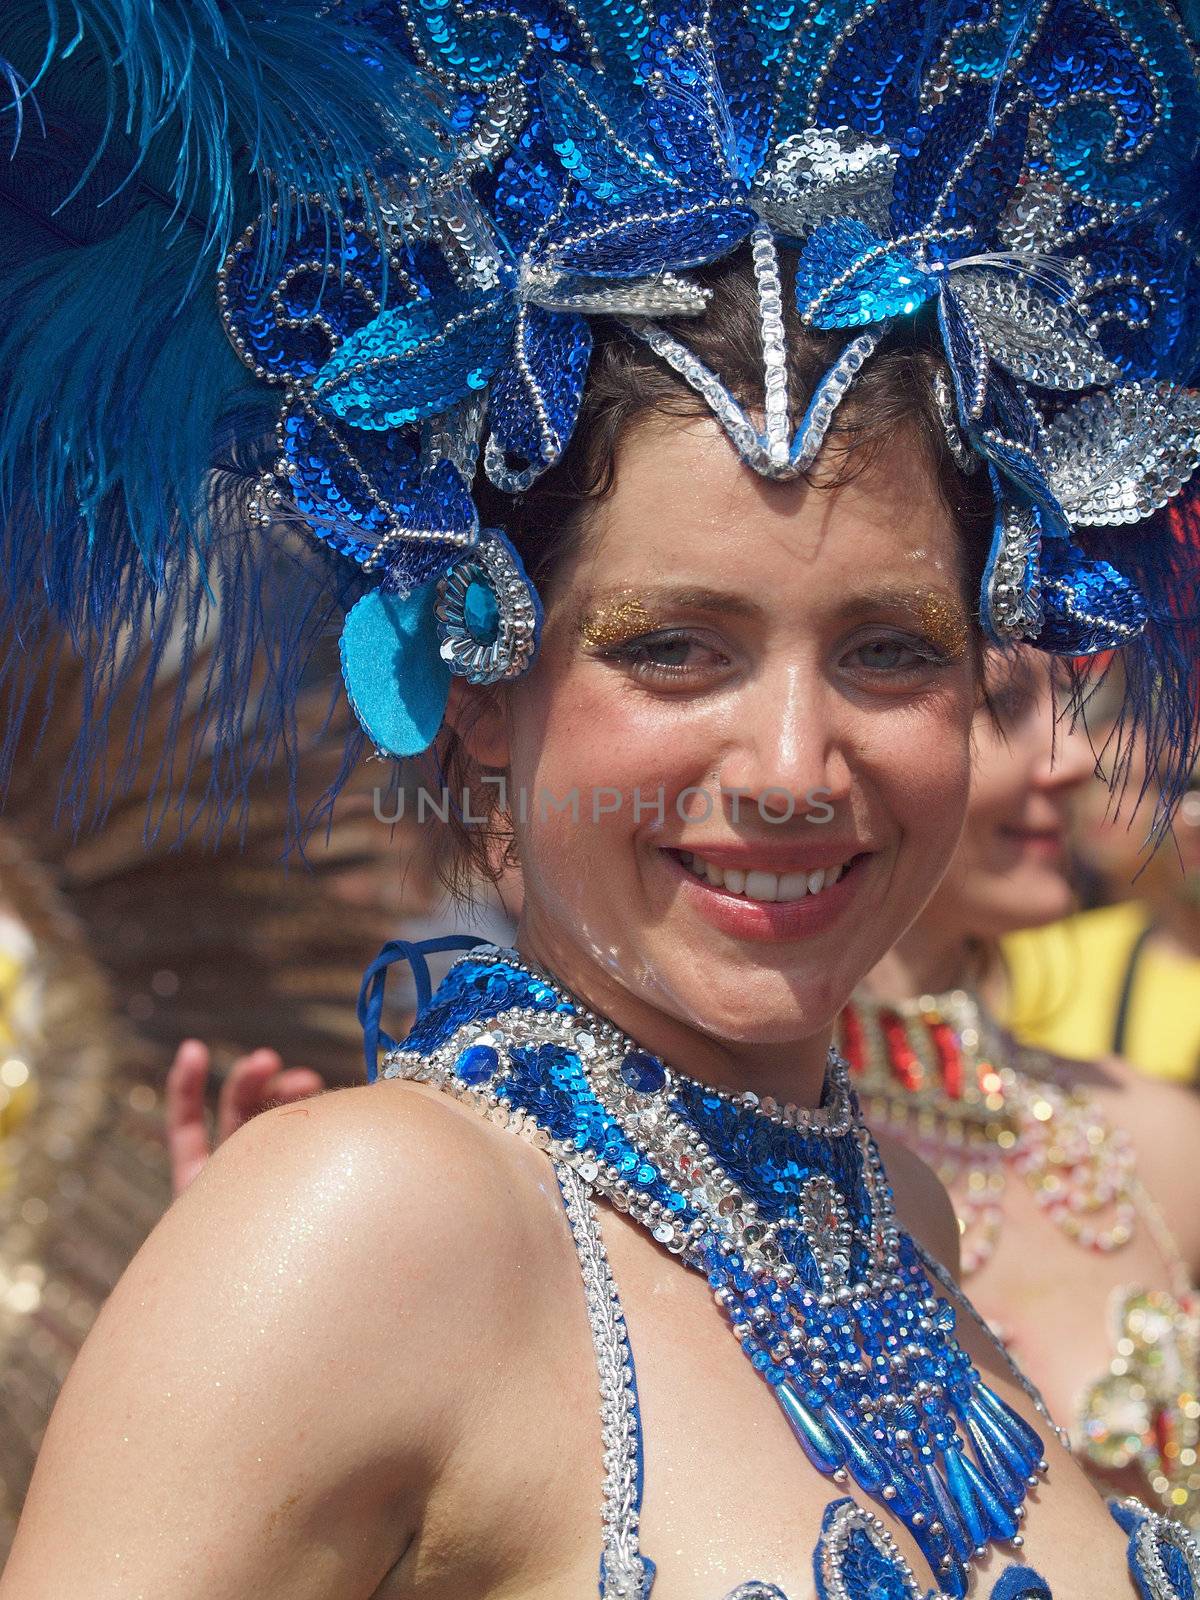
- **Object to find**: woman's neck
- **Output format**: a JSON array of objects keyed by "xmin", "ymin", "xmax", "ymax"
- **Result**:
[
  {"xmin": 513, "ymin": 921, "xmax": 833, "ymax": 1111},
  {"xmin": 864, "ymin": 922, "xmax": 1007, "ymax": 1011}
]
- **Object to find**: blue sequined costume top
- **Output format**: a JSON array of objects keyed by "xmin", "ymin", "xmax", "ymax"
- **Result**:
[{"xmin": 381, "ymin": 943, "xmax": 1200, "ymax": 1600}]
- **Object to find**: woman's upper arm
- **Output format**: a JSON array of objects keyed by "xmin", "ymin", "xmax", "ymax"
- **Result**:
[{"xmin": 0, "ymin": 1086, "xmax": 473, "ymax": 1600}]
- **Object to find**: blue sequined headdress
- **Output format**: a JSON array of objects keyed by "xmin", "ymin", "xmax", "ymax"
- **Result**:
[{"xmin": 3, "ymin": 0, "xmax": 1200, "ymax": 832}]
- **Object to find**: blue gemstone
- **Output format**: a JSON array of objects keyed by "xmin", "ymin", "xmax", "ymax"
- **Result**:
[
  {"xmin": 620, "ymin": 1050, "xmax": 667, "ymax": 1093},
  {"xmin": 463, "ymin": 579, "xmax": 499, "ymax": 645},
  {"xmin": 455, "ymin": 1043, "xmax": 499, "ymax": 1084}
]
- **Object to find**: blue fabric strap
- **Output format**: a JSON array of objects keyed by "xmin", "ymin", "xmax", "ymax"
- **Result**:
[{"xmin": 357, "ymin": 933, "xmax": 491, "ymax": 1083}]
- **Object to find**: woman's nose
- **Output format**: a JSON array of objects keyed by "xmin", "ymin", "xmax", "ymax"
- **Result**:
[
  {"xmin": 715, "ymin": 665, "xmax": 852, "ymax": 819},
  {"xmin": 1035, "ymin": 706, "xmax": 1097, "ymax": 792}
]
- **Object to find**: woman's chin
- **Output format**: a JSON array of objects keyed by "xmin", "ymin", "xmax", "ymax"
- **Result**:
[
  {"xmin": 642, "ymin": 951, "xmax": 851, "ymax": 1046},
  {"xmin": 977, "ymin": 876, "xmax": 1075, "ymax": 938}
]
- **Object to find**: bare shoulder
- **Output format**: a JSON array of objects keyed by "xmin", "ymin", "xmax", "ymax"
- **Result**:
[
  {"xmin": 1, "ymin": 1080, "xmax": 561, "ymax": 1599},
  {"xmin": 170, "ymin": 1076, "xmax": 572, "ymax": 1351},
  {"xmin": 872, "ymin": 1128, "xmax": 962, "ymax": 1278}
]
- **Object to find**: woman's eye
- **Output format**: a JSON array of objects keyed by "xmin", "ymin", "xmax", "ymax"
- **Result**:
[
  {"xmin": 849, "ymin": 637, "xmax": 940, "ymax": 673},
  {"xmin": 600, "ymin": 629, "xmax": 728, "ymax": 682}
]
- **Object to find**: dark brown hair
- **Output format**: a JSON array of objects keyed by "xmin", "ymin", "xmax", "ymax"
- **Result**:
[{"xmin": 428, "ymin": 242, "xmax": 995, "ymax": 900}]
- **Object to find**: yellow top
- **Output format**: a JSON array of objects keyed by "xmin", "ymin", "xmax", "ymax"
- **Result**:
[{"xmin": 1001, "ymin": 901, "xmax": 1200, "ymax": 1085}]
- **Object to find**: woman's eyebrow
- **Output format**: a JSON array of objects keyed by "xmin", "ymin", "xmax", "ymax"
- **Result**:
[
  {"xmin": 835, "ymin": 583, "xmax": 966, "ymax": 619},
  {"xmin": 582, "ymin": 584, "xmax": 763, "ymax": 619}
]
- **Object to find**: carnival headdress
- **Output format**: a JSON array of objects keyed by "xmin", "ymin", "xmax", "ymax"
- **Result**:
[{"xmin": 2, "ymin": 0, "xmax": 1199, "ymax": 835}]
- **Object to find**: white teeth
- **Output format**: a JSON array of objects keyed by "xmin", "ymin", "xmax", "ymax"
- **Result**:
[
  {"xmin": 676, "ymin": 853, "xmax": 850, "ymax": 903},
  {"xmin": 743, "ymin": 870, "xmax": 778, "ymax": 902}
]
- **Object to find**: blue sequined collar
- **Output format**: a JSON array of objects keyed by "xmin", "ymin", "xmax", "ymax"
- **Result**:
[
  {"xmin": 382, "ymin": 943, "xmax": 1200, "ymax": 1600},
  {"xmin": 386, "ymin": 945, "xmax": 1056, "ymax": 1598}
]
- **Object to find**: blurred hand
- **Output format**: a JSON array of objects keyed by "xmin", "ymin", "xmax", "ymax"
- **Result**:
[{"xmin": 166, "ymin": 1041, "xmax": 326, "ymax": 1195}]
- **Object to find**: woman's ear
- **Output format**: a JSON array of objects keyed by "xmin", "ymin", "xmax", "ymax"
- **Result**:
[{"xmin": 444, "ymin": 678, "xmax": 511, "ymax": 768}]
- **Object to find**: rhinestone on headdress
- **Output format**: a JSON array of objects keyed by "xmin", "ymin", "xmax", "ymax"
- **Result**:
[{"xmin": 435, "ymin": 527, "xmax": 542, "ymax": 684}]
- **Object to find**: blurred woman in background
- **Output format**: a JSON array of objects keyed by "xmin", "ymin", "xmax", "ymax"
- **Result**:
[
  {"xmin": 842, "ymin": 650, "xmax": 1200, "ymax": 1525},
  {"xmin": 1003, "ymin": 667, "xmax": 1200, "ymax": 1086}
]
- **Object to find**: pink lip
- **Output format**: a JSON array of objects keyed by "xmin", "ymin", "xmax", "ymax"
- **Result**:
[
  {"xmin": 1000, "ymin": 826, "xmax": 1065, "ymax": 860},
  {"xmin": 659, "ymin": 848, "xmax": 868, "ymax": 941}
]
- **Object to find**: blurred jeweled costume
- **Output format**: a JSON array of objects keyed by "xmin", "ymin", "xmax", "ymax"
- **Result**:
[
  {"xmin": 839, "ymin": 991, "xmax": 1200, "ymax": 1528},
  {"xmin": 6, "ymin": 0, "xmax": 1200, "ymax": 1593}
]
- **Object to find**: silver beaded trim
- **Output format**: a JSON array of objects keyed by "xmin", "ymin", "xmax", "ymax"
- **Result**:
[
  {"xmin": 554, "ymin": 1161, "xmax": 655, "ymax": 1600},
  {"xmin": 1125, "ymin": 1498, "xmax": 1200, "ymax": 1600},
  {"xmin": 932, "ymin": 370, "xmax": 980, "ymax": 475},
  {"xmin": 986, "ymin": 499, "xmax": 1044, "ymax": 641},
  {"xmin": 621, "ymin": 315, "xmax": 886, "ymax": 481},
  {"xmin": 1040, "ymin": 579, "xmax": 1143, "ymax": 641},
  {"xmin": 404, "ymin": 947, "xmax": 901, "ymax": 1289},
  {"xmin": 471, "ymin": 946, "xmax": 858, "ymax": 1136},
  {"xmin": 790, "ymin": 325, "xmax": 889, "ymax": 472},
  {"xmin": 814, "ymin": 1501, "xmax": 926, "ymax": 1600},
  {"xmin": 751, "ymin": 225, "xmax": 793, "ymax": 469},
  {"xmin": 623, "ymin": 318, "xmax": 765, "ymax": 465},
  {"xmin": 521, "ymin": 263, "xmax": 711, "ymax": 317},
  {"xmin": 434, "ymin": 530, "xmax": 539, "ymax": 682},
  {"xmin": 382, "ymin": 1003, "xmax": 708, "ymax": 1256}
]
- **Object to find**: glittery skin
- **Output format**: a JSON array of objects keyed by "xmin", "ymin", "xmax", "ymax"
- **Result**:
[
  {"xmin": 383, "ymin": 943, "xmax": 1200, "ymax": 1600},
  {"xmin": 213, "ymin": 0, "xmax": 1200, "ymax": 748},
  {"xmin": 917, "ymin": 592, "xmax": 970, "ymax": 661},
  {"xmin": 577, "ymin": 592, "xmax": 657, "ymax": 649}
]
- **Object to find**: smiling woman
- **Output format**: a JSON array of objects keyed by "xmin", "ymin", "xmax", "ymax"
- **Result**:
[
  {"xmin": 3, "ymin": 2, "xmax": 1200, "ymax": 1599},
  {"xmin": 451, "ymin": 390, "xmax": 980, "ymax": 1076}
]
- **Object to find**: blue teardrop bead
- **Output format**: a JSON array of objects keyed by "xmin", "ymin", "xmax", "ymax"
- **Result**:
[
  {"xmin": 906, "ymin": 1513, "xmax": 958, "ymax": 1597},
  {"xmin": 924, "ymin": 1460, "xmax": 973, "ymax": 1563},
  {"xmin": 960, "ymin": 1449, "xmax": 1020, "ymax": 1541},
  {"xmin": 964, "ymin": 1413, "xmax": 1025, "ymax": 1506},
  {"xmin": 822, "ymin": 1407, "xmax": 889, "ymax": 1493},
  {"xmin": 777, "ymin": 1382, "xmax": 844, "ymax": 1473},
  {"xmin": 941, "ymin": 1554, "xmax": 970, "ymax": 1600},
  {"xmin": 974, "ymin": 1385, "xmax": 1045, "ymax": 1469},
  {"xmin": 882, "ymin": 1459, "xmax": 927, "ymax": 1526},
  {"xmin": 967, "ymin": 1395, "xmax": 1036, "ymax": 1481},
  {"xmin": 944, "ymin": 1448, "xmax": 989, "ymax": 1551}
]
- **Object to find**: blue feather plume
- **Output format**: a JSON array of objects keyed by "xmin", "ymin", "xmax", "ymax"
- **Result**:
[
  {"xmin": 0, "ymin": 0, "xmax": 447, "ymax": 838},
  {"xmin": 1078, "ymin": 491, "xmax": 1200, "ymax": 846}
]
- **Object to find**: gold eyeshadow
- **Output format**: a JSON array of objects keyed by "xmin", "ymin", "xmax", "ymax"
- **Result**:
[
  {"xmin": 576, "ymin": 590, "xmax": 657, "ymax": 649},
  {"xmin": 916, "ymin": 590, "xmax": 969, "ymax": 661}
]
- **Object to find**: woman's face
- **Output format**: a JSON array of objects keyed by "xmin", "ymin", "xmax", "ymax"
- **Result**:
[
  {"xmin": 471, "ymin": 414, "xmax": 978, "ymax": 1045},
  {"xmin": 920, "ymin": 648, "xmax": 1095, "ymax": 942}
]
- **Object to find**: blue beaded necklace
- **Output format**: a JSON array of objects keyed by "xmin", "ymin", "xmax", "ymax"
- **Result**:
[{"xmin": 385, "ymin": 945, "xmax": 1051, "ymax": 1599}]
